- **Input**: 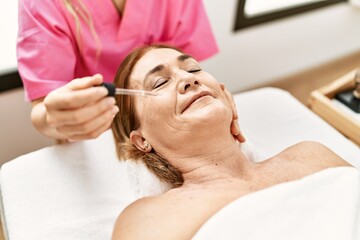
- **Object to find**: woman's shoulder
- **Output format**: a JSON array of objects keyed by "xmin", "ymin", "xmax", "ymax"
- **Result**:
[
  {"xmin": 274, "ymin": 140, "xmax": 352, "ymax": 169},
  {"xmin": 19, "ymin": 0, "xmax": 70, "ymax": 31},
  {"xmin": 112, "ymin": 189, "xmax": 210, "ymax": 240},
  {"xmin": 112, "ymin": 194, "xmax": 177, "ymax": 239},
  {"xmin": 20, "ymin": 0, "xmax": 64, "ymax": 13},
  {"xmin": 112, "ymin": 196, "xmax": 158, "ymax": 239},
  {"xmin": 254, "ymin": 141, "xmax": 353, "ymax": 191}
]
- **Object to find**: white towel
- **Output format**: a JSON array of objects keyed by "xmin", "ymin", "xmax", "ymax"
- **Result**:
[{"xmin": 194, "ymin": 167, "xmax": 360, "ymax": 240}]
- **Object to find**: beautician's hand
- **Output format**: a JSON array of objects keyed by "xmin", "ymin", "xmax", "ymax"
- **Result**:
[
  {"xmin": 31, "ymin": 74, "xmax": 119, "ymax": 141},
  {"xmin": 220, "ymin": 83, "xmax": 246, "ymax": 143}
]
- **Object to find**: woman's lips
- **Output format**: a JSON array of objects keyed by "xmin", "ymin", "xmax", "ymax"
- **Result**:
[{"xmin": 181, "ymin": 91, "xmax": 213, "ymax": 113}]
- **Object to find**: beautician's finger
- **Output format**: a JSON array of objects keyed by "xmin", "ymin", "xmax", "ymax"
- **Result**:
[
  {"xmin": 230, "ymin": 120, "xmax": 245, "ymax": 142},
  {"xmin": 66, "ymin": 74, "xmax": 104, "ymax": 90},
  {"xmin": 45, "ymin": 86, "xmax": 109, "ymax": 110},
  {"xmin": 220, "ymin": 83, "xmax": 238, "ymax": 120},
  {"xmin": 77, "ymin": 117, "xmax": 114, "ymax": 140},
  {"xmin": 231, "ymin": 119, "xmax": 238, "ymax": 136},
  {"xmin": 65, "ymin": 109, "xmax": 117, "ymax": 140},
  {"xmin": 220, "ymin": 83, "xmax": 245, "ymax": 142},
  {"xmin": 46, "ymin": 97, "xmax": 115, "ymax": 126},
  {"xmin": 220, "ymin": 83, "xmax": 239, "ymax": 133},
  {"xmin": 44, "ymin": 74, "xmax": 107, "ymax": 109},
  {"xmin": 56, "ymin": 105, "xmax": 118, "ymax": 136},
  {"xmin": 234, "ymin": 120, "xmax": 246, "ymax": 143}
]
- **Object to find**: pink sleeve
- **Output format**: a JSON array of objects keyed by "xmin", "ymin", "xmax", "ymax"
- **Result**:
[
  {"xmin": 17, "ymin": 0, "xmax": 77, "ymax": 101},
  {"xmin": 160, "ymin": 0, "xmax": 218, "ymax": 61}
]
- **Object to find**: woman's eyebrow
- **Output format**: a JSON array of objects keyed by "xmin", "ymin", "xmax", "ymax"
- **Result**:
[
  {"xmin": 143, "ymin": 54, "xmax": 195, "ymax": 85},
  {"xmin": 177, "ymin": 54, "xmax": 193, "ymax": 62},
  {"xmin": 144, "ymin": 65, "xmax": 164, "ymax": 85},
  {"xmin": 145, "ymin": 55, "xmax": 194, "ymax": 78}
]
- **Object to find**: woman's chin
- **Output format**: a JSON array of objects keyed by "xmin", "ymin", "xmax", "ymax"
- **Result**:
[{"xmin": 182, "ymin": 102, "xmax": 231, "ymax": 123}]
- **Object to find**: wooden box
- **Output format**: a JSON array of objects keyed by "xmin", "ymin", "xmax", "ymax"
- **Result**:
[{"xmin": 309, "ymin": 69, "xmax": 360, "ymax": 146}]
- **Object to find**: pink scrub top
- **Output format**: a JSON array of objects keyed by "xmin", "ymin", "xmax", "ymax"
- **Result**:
[{"xmin": 17, "ymin": 0, "xmax": 218, "ymax": 101}]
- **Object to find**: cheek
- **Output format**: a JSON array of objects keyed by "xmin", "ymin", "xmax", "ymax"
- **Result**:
[
  {"xmin": 144, "ymin": 101, "xmax": 169, "ymax": 123},
  {"xmin": 202, "ymin": 72, "xmax": 218, "ymax": 86},
  {"xmin": 137, "ymin": 94, "xmax": 175, "ymax": 133},
  {"xmin": 141, "ymin": 99, "xmax": 181, "ymax": 151}
]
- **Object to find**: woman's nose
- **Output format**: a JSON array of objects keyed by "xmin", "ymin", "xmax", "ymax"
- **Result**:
[{"xmin": 178, "ymin": 73, "xmax": 200, "ymax": 94}]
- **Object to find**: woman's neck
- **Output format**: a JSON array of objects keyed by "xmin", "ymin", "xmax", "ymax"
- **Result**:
[{"xmin": 173, "ymin": 138, "xmax": 257, "ymax": 187}]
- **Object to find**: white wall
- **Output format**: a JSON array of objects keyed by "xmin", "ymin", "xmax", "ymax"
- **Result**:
[
  {"xmin": 0, "ymin": 1, "xmax": 54, "ymax": 163},
  {"xmin": 0, "ymin": 89, "xmax": 54, "ymax": 163},
  {"xmin": 202, "ymin": 1, "xmax": 360, "ymax": 93},
  {"xmin": 1, "ymin": 1, "xmax": 360, "ymax": 163},
  {"xmin": 0, "ymin": 1, "xmax": 18, "ymax": 74}
]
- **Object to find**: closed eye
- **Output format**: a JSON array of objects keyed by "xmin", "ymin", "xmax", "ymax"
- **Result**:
[
  {"xmin": 153, "ymin": 79, "xmax": 169, "ymax": 89},
  {"xmin": 188, "ymin": 69, "xmax": 202, "ymax": 73}
]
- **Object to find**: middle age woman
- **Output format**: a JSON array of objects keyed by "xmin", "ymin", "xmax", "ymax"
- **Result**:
[{"xmin": 110, "ymin": 45, "xmax": 352, "ymax": 239}]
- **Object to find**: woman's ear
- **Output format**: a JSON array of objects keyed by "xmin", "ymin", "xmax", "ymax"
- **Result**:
[{"xmin": 130, "ymin": 130, "xmax": 152, "ymax": 153}]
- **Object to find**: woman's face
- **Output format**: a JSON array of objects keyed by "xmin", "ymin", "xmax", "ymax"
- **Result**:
[{"xmin": 129, "ymin": 48, "xmax": 233, "ymax": 157}]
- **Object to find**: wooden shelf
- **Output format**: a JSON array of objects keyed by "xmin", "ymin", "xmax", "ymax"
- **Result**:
[{"xmin": 309, "ymin": 69, "xmax": 360, "ymax": 146}]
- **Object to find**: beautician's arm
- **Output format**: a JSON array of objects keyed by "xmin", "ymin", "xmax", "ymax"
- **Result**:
[{"xmin": 31, "ymin": 75, "xmax": 119, "ymax": 141}]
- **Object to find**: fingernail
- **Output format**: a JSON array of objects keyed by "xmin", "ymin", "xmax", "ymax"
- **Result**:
[
  {"xmin": 232, "ymin": 120, "xmax": 239, "ymax": 135},
  {"xmin": 235, "ymin": 121, "xmax": 240, "ymax": 132}
]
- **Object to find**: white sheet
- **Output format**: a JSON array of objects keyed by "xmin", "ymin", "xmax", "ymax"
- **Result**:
[
  {"xmin": 1, "ymin": 88, "xmax": 359, "ymax": 240},
  {"xmin": 194, "ymin": 167, "xmax": 360, "ymax": 240},
  {"xmin": 236, "ymin": 88, "xmax": 360, "ymax": 167},
  {"xmin": 0, "ymin": 132, "xmax": 137, "ymax": 240}
]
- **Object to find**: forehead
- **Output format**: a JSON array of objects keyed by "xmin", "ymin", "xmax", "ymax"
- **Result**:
[{"xmin": 130, "ymin": 48, "xmax": 184, "ymax": 82}]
